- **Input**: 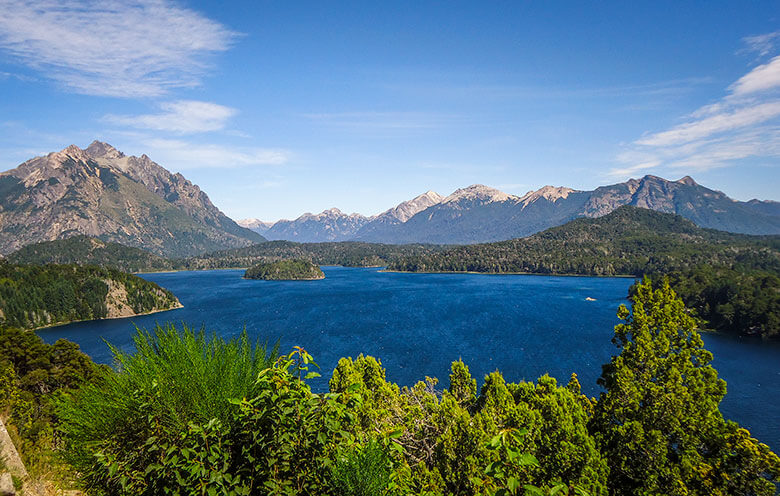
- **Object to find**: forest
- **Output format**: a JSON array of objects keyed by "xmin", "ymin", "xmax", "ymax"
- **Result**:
[
  {"xmin": 244, "ymin": 259, "xmax": 325, "ymax": 280},
  {"xmin": 1, "ymin": 280, "xmax": 778, "ymax": 495},
  {"xmin": 0, "ymin": 262, "xmax": 180, "ymax": 329}
]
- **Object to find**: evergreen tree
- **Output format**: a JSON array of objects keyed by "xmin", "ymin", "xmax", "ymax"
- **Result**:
[{"xmin": 591, "ymin": 278, "xmax": 780, "ymax": 495}]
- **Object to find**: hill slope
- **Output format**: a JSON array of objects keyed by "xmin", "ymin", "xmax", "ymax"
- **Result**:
[
  {"xmin": 387, "ymin": 206, "xmax": 780, "ymax": 276},
  {"xmin": 0, "ymin": 262, "xmax": 181, "ymax": 329},
  {"xmin": 0, "ymin": 142, "xmax": 265, "ymax": 257},
  {"xmin": 7, "ymin": 235, "xmax": 173, "ymax": 273}
]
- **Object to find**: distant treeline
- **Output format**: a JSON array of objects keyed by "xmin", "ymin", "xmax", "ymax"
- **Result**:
[
  {"xmin": 642, "ymin": 266, "xmax": 779, "ymax": 339},
  {"xmin": 7, "ymin": 235, "xmax": 174, "ymax": 273},
  {"xmin": 0, "ymin": 262, "xmax": 179, "ymax": 329},
  {"xmin": 179, "ymin": 240, "xmax": 448, "ymax": 270},
  {"xmin": 8, "ymin": 238, "xmax": 447, "ymax": 272}
]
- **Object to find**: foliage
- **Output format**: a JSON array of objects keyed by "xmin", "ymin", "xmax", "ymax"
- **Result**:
[
  {"xmin": 329, "ymin": 357, "xmax": 608, "ymax": 495},
  {"xmin": 591, "ymin": 278, "xmax": 780, "ymax": 495},
  {"xmin": 244, "ymin": 259, "xmax": 325, "ymax": 280},
  {"xmin": 0, "ymin": 325, "xmax": 104, "ymax": 483},
  {"xmin": 7, "ymin": 235, "xmax": 173, "ymax": 273},
  {"xmin": 640, "ymin": 265, "xmax": 779, "ymax": 339},
  {"xmin": 47, "ymin": 278, "xmax": 780, "ymax": 494},
  {"xmin": 230, "ymin": 347, "xmax": 361, "ymax": 495},
  {"xmin": 0, "ymin": 261, "xmax": 179, "ymax": 329},
  {"xmin": 55, "ymin": 324, "xmax": 278, "ymax": 494},
  {"xmin": 330, "ymin": 440, "xmax": 394, "ymax": 496}
]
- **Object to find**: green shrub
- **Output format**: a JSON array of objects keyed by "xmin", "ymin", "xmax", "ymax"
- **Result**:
[
  {"xmin": 331, "ymin": 440, "xmax": 394, "ymax": 496},
  {"xmin": 56, "ymin": 324, "xmax": 277, "ymax": 495}
]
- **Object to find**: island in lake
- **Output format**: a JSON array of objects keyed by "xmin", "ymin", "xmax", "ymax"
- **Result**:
[{"xmin": 243, "ymin": 259, "xmax": 325, "ymax": 280}]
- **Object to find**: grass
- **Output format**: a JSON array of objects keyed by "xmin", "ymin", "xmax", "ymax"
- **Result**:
[{"xmin": 56, "ymin": 324, "xmax": 279, "ymax": 473}]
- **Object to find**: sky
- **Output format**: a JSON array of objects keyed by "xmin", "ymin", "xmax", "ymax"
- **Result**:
[{"xmin": 0, "ymin": 1, "xmax": 779, "ymax": 221}]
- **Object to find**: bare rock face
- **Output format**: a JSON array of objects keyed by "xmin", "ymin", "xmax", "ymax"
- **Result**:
[
  {"xmin": 0, "ymin": 142, "xmax": 265, "ymax": 257},
  {"xmin": 0, "ymin": 473, "xmax": 14, "ymax": 496},
  {"xmin": 263, "ymin": 208, "xmax": 370, "ymax": 242}
]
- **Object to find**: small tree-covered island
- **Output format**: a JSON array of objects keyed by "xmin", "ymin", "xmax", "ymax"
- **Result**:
[{"xmin": 244, "ymin": 259, "xmax": 326, "ymax": 280}]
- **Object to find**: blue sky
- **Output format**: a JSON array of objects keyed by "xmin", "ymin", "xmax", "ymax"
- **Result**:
[{"xmin": 1, "ymin": 1, "xmax": 779, "ymax": 221}]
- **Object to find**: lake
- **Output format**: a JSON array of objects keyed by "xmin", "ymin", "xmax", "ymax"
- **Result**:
[{"xmin": 38, "ymin": 266, "xmax": 780, "ymax": 452}]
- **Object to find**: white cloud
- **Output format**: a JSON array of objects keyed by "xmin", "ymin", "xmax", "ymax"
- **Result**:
[
  {"xmin": 143, "ymin": 138, "xmax": 291, "ymax": 169},
  {"xmin": 105, "ymin": 100, "xmax": 238, "ymax": 133},
  {"xmin": 636, "ymin": 101, "xmax": 780, "ymax": 146},
  {"xmin": 729, "ymin": 55, "xmax": 780, "ymax": 96},
  {"xmin": 614, "ymin": 35, "xmax": 780, "ymax": 178},
  {"xmin": 0, "ymin": 0, "xmax": 236, "ymax": 97}
]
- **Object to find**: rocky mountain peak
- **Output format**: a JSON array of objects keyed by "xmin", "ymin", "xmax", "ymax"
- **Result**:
[
  {"xmin": 677, "ymin": 175, "xmax": 697, "ymax": 186},
  {"xmin": 519, "ymin": 185, "xmax": 577, "ymax": 205},
  {"xmin": 54, "ymin": 144, "xmax": 90, "ymax": 163},
  {"xmin": 0, "ymin": 141, "xmax": 265, "ymax": 256},
  {"xmin": 376, "ymin": 190, "xmax": 444, "ymax": 223},
  {"xmin": 85, "ymin": 141, "xmax": 124, "ymax": 159},
  {"xmin": 442, "ymin": 184, "xmax": 516, "ymax": 204}
]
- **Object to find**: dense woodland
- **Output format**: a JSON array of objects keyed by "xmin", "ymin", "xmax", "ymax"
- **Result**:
[
  {"xmin": 0, "ymin": 326, "xmax": 106, "ymax": 490},
  {"xmin": 1, "ymin": 281, "xmax": 778, "ymax": 495},
  {"xmin": 244, "ymin": 259, "xmax": 325, "ymax": 280},
  {"xmin": 7, "ymin": 236, "xmax": 174, "ymax": 273},
  {"xmin": 0, "ymin": 262, "xmax": 180, "ymax": 329}
]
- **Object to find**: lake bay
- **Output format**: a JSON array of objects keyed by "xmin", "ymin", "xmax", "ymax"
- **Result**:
[{"xmin": 38, "ymin": 266, "xmax": 780, "ymax": 452}]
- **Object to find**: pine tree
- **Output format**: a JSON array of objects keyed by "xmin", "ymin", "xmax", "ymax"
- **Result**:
[{"xmin": 591, "ymin": 278, "xmax": 780, "ymax": 495}]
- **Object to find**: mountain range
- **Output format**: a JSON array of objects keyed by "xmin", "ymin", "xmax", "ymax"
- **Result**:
[
  {"xmin": 0, "ymin": 142, "xmax": 264, "ymax": 257},
  {"xmin": 2, "ymin": 142, "xmax": 778, "ymax": 255},
  {"xmin": 240, "ymin": 176, "xmax": 780, "ymax": 244}
]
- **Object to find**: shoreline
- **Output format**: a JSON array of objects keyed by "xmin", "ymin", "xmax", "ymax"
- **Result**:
[
  {"xmin": 379, "ymin": 269, "xmax": 638, "ymax": 278},
  {"xmin": 32, "ymin": 302, "xmax": 184, "ymax": 332}
]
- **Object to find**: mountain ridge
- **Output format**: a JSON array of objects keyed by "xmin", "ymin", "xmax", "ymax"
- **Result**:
[
  {"xmin": 0, "ymin": 142, "xmax": 265, "ymax": 257},
  {"xmin": 244, "ymin": 175, "xmax": 780, "ymax": 244}
]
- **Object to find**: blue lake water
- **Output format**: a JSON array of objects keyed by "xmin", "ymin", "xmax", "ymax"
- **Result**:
[{"xmin": 38, "ymin": 266, "xmax": 780, "ymax": 452}]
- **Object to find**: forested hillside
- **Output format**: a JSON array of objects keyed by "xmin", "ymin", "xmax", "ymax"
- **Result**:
[
  {"xmin": 7, "ymin": 236, "xmax": 174, "ymax": 273},
  {"xmin": 387, "ymin": 206, "xmax": 779, "ymax": 276},
  {"xmin": 0, "ymin": 262, "xmax": 181, "ymax": 329}
]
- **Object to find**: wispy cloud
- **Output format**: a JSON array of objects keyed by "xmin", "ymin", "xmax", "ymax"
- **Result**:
[
  {"xmin": 143, "ymin": 138, "xmax": 291, "ymax": 169},
  {"xmin": 740, "ymin": 31, "xmax": 780, "ymax": 58},
  {"xmin": 0, "ymin": 0, "xmax": 236, "ymax": 97},
  {"xmin": 105, "ymin": 100, "xmax": 238, "ymax": 133},
  {"xmin": 612, "ymin": 32, "xmax": 780, "ymax": 177}
]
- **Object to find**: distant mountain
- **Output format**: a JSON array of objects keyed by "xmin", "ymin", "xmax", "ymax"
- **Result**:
[
  {"xmin": 0, "ymin": 142, "xmax": 265, "ymax": 257},
  {"xmin": 263, "ymin": 208, "xmax": 370, "ymax": 242},
  {"xmin": 237, "ymin": 218, "xmax": 275, "ymax": 235},
  {"xmin": 354, "ymin": 191, "xmax": 443, "ymax": 242},
  {"xmin": 248, "ymin": 175, "xmax": 779, "ymax": 244}
]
